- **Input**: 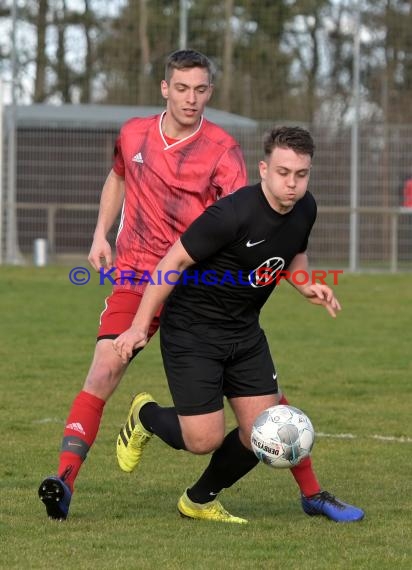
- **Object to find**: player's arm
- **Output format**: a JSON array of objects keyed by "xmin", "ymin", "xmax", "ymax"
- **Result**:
[
  {"xmin": 88, "ymin": 169, "xmax": 125, "ymax": 271},
  {"xmin": 286, "ymin": 252, "xmax": 341, "ymax": 318},
  {"xmin": 112, "ymin": 239, "xmax": 195, "ymax": 362}
]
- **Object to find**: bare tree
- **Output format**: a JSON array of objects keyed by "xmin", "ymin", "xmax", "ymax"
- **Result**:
[
  {"xmin": 33, "ymin": 0, "xmax": 48, "ymax": 102},
  {"xmin": 80, "ymin": 0, "xmax": 93, "ymax": 103},
  {"xmin": 138, "ymin": 0, "xmax": 151, "ymax": 104},
  {"xmin": 53, "ymin": 0, "xmax": 71, "ymax": 102},
  {"xmin": 219, "ymin": 0, "xmax": 234, "ymax": 110}
]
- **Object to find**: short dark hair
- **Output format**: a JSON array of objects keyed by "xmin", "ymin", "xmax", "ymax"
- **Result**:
[
  {"xmin": 263, "ymin": 126, "xmax": 315, "ymax": 159},
  {"xmin": 164, "ymin": 49, "xmax": 215, "ymax": 84}
]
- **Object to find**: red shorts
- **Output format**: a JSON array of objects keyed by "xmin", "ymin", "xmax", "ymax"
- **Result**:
[{"xmin": 97, "ymin": 289, "xmax": 161, "ymax": 341}]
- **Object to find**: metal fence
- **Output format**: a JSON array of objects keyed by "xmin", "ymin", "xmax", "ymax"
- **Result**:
[
  {"xmin": 1, "ymin": 104, "xmax": 412, "ymax": 271},
  {"xmin": 1, "ymin": 1, "xmax": 412, "ymax": 271}
]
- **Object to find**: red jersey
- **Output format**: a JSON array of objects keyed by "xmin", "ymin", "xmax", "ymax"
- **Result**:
[
  {"xmin": 403, "ymin": 178, "xmax": 412, "ymax": 207},
  {"xmin": 111, "ymin": 112, "xmax": 248, "ymax": 290}
]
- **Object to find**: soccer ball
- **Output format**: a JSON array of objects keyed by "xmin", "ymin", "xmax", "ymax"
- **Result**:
[{"xmin": 250, "ymin": 405, "xmax": 315, "ymax": 469}]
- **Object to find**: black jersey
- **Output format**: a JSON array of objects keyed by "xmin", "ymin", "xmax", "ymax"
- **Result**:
[{"xmin": 161, "ymin": 183, "xmax": 317, "ymax": 341}]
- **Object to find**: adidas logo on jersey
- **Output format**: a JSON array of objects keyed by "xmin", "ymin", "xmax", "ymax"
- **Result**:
[
  {"xmin": 132, "ymin": 152, "xmax": 144, "ymax": 164},
  {"xmin": 66, "ymin": 422, "xmax": 86, "ymax": 435}
]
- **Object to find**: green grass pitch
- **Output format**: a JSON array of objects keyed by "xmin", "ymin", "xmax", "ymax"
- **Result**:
[{"xmin": 0, "ymin": 267, "xmax": 411, "ymax": 569}]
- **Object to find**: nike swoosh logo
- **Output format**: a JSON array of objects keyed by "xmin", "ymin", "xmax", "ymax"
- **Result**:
[{"xmin": 246, "ymin": 239, "xmax": 266, "ymax": 247}]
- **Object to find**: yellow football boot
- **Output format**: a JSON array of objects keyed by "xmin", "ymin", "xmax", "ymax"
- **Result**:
[
  {"xmin": 116, "ymin": 392, "xmax": 155, "ymax": 473},
  {"xmin": 177, "ymin": 490, "xmax": 248, "ymax": 524}
]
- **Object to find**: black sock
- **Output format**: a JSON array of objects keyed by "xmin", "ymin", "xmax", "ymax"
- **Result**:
[
  {"xmin": 187, "ymin": 428, "xmax": 259, "ymax": 504},
  {"xmin": 139, "ymin": 402, "xmax": 186, "ymax": 450}
]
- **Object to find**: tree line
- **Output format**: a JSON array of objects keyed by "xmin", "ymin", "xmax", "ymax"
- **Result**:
[{"xmin": 1, "ymin": 0, "xmax": 412, "ymax": 124}]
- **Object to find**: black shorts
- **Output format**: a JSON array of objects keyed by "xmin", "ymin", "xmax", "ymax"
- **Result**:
[{"xmin": 160, "ymin": 325, "xmax": 278, "ymax": 416}]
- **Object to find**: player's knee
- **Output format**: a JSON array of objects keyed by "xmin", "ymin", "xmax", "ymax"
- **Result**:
[
  {"xmin": 237, "ymin": 426, "xmax": 254, "ymax": 450},
  {"xmin": 183, "ymin": 431, "xmax": 224, "ymax": 454},
  {"xmin": 83, "ymin": 357, "xmax": 126, "ymax": 398}
]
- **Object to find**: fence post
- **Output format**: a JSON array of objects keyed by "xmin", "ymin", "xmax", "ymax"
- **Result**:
[
  {"xmin": 390, "ymin": 211, "xmax": 398, "ymax": 273},
  {"xmin": 47, "ymin": 204, "xmax": 57, "ymax": 260},
  {"xmin": 0, "ymin": 78, "xmax": 3, "ymax": 265},
  {"xmin": 349, "ymin": 1, "xmax": 361, "ymax": 272}
]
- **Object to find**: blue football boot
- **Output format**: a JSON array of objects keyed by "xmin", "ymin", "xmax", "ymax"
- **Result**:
[
  {"xmin": 301, "ymin": 491, "xmax": 364, "ymax": 522},
  {"xmin": 38, "ymin": 476, "xmax": 72, "ymax": 520}
]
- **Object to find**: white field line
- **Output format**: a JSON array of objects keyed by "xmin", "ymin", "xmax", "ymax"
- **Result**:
[
  {"xmin": 33, "ymin": 419, "xmax": 412, "ymax": 443},
  {"xmin": 33, "ymin": 418, "xmax": 64, "ymax": 424},
  {"xmin": 317, "ymin": 432, "xmax": 412, "ymax": 444}
]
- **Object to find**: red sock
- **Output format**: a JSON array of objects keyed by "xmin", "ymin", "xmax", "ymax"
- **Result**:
[
  {"xmin": 279, "ymin": 393, "xmax": 321, "ymax": 497},
  {"xmin": 57, "ymin": 390, "xmax": 105, "ymax": 492}
]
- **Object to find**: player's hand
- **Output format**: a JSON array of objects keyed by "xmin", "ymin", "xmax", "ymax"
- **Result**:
[
  {"xmin": 112, "ymin": 326, "xmax": 148, "ymax": 363},
  {"xmin": 301, "ymin": 283, "xmax": 341, "ymax": 318},
  {"xmin": 88, "ymin": 235, "xmax": 113, "ymax": 271}
]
